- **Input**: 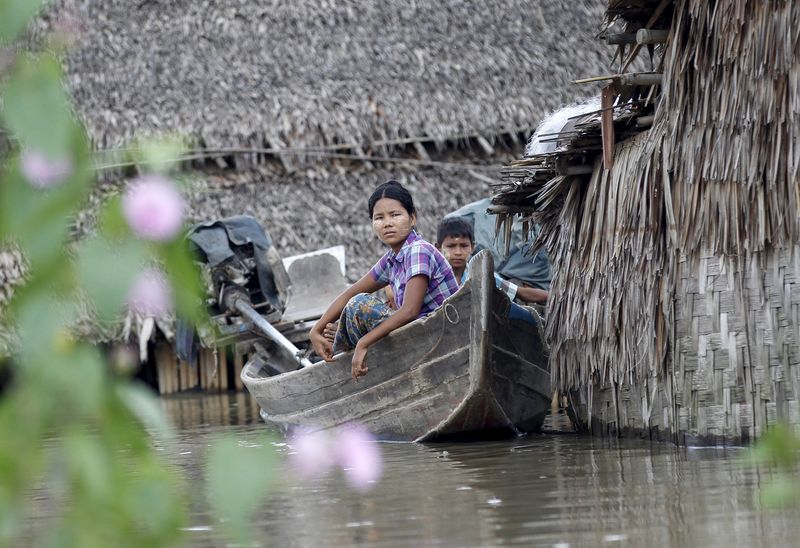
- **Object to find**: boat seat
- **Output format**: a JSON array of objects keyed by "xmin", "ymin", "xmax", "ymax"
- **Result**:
[{"xmin": 280, "ymin": 246, "xmax": 349, "ymax": 323}]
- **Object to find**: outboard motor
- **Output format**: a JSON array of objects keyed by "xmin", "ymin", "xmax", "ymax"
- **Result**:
[{"xmin": 186, "ymin": 215, "xmax": 313, "ymax": 371}]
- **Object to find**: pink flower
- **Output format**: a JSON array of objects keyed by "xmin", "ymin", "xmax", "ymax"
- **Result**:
[
  {"xmin": 122, "ymin": 175, "xmax": 185, "ymax": 241},
  {"xmin": 20, "ymin": 150, "xmax": 73, "ymax": 188},
  {"xmin": 333, "ymin": 424, "xmax": 382, "ymax": 491},
  {"xmin": 288, "ymin": 423, "xmax": 382, "ymax": 491},
  {"xmin": 127, "ymin": 268, "xmax": 173, "ymax": 317},
  {"xmin": 288, "ymin": 427, "xmax": 336, "ymax": 480}
]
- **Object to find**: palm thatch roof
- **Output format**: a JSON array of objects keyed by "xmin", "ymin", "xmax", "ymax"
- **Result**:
[
  {"xmin": 4, "ymin": 1, "xmax": 617, "ymax": 355},
  {"xmin": 492, "ymin": 0, "xmax": 800, "ymax": 440},
  {"xmin": 34, "ymin": 0, "xmax": 609, "ymax": 158},
  {"xmin": 74, "ymin": 156, "xmax": 505, "ymax": 280}
]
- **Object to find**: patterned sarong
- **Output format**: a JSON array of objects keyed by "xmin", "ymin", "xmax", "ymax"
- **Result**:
[{"xmin": 333, "ymin": 293, "xmax": 394, "ymax": 352}]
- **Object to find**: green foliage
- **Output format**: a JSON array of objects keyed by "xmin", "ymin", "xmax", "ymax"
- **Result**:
[
  {"xmin": 0, "ymin": 0, "xmax": 45, "ymax": 45},
  {"xmin": 745, "ymin": 423, "xmax": 800, "ymax": 508},
  {"xmin": 76, "ymin": 237, "xmax": 149, "ymax": 323},
  {"xmin": 0, "ymin": 5, "xmax": 275, "ymax": 546},
  {"xmin": 206, "ymin": 435, "xmax": 278, "ymax": 545},
  {"xmin": 137, "ymin": 136, "xmax": 187, "ymax": 174}
]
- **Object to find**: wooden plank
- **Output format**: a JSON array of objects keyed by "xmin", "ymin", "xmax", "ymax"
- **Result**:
[
  {"xmin": 198, "ymin": 348, "xmax": 208, "ymax": 390},
  {"xmin": 164, "ymin": 349, "xmax": 178, "ymax": 394},
  {"xmin": 233, "ymin": 351, "xmax": 244, "ymax": 391},
  {"xmin": 601, "ymin": 84, "xmax": 616, "ymax": 170},
  {"xmin": 179, "ymin": 359, "xmax": 190, "ymax": 392},
  {"xmin": 155, "ymin": 344, "xmax": 168, "ymax": 395},
  {"xmin": 187, "ymin": 356, "xmax": 198, "ymax": 389},
  {"xmin": 218, "ymin": 349, "xmax": 229, "ymax": 391},
  {"xmin": 205, "ymin": 349, "xmax": 219, "ymax": 392}
]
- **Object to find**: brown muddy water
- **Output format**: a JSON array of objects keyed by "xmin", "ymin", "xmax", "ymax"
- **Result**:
[{"xmin": 158, "ymin": 393, "xmax": 800, "ymax": 548}]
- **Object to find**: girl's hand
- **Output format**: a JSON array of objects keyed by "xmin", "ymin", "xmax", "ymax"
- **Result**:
[
  {"xmin": 323, "ymin": 322, "xmax": 338, "ymax": 343},
  {"xmin": 351, "ymin": 342, "xmax": 369, "ymax": 381},
  {"xmin": 310, "ymin": 329, "xmax": 334, "ymax": 362}
]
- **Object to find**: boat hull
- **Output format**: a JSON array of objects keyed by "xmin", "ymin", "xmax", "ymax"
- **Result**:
[{"xmin": 241, "ymin": 251, "xmax": 550, "ymax": 441}]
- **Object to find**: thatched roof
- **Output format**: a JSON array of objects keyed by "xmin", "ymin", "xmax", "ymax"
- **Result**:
[
  {"xmin": 73, "ymin": 155, "xmax": 505, "ymax": 281},
  {"xmin": 492, "ymin": 0, "xmax": 800, "ymax": 393},
  {"xmin": 35, "ymin": 0, "xmax": 609, "ymax": 157}
]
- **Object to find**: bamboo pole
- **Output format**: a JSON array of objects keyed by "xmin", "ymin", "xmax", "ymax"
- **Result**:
[
  {"xmin": 233, "ymin": 351, "xmax": 244, "ymax": 391},
  {"xmin": 217, "ymin": 348, "xmax": 228, "ymax": 391}
]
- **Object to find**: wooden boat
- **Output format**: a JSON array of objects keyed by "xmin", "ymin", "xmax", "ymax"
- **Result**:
[{"xmin": 240, "ymin": 250, "xmax": 551, "ymax": 442}]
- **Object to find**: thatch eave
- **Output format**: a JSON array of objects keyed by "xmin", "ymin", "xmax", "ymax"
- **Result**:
[{"xmin": 32, "ymin": 1, "xmax": 610, "ymax": 161}]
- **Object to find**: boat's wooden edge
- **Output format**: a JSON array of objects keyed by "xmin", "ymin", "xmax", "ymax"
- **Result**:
[
  {"xmin": 417, "ymin": 251, "xmax": 518, "ymax": 441},
  {"xmin": 239, "ymin": 276, "xmax": 473, "ymax": 390}
]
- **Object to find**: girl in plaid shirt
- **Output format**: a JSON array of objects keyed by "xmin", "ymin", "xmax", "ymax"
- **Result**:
[{"xmin": 310, "ymin": 180, "xmax": 458, "ymax": 381}]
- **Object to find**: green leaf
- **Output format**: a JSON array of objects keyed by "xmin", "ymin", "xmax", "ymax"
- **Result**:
[
  {"xmin": 97, "ymin": 196, "xmax": 130, "ymax": 241},
  {"xmin": 13, "ymin": 290, "xmax": 73, "ymax": 369},
  {"xmin": 0, "ymin": 0, "xmax": 45, "ymax": 45},
  {"xmin": 0, "ymin": 168, "xmax": 38, "ymax": 240},
  {"xmin": 2, "ymin": 55, "xmax": 76, "ymax": 157},
  {"xmin": 159, "ymin": 239, "xmax": 205, "ymax": 325},
  {"xmin": 44, "ymin": 346, "xmax": 106, "ymax": 419},
  {"xmin": 76, "ymin": 237, "xmax": 150, "ymax": 323},
  {"xmin": 206, "ymin": 434, "xmax": 277, "ymax": 544},
  {"xmin": 760, "ymin": 475, "xmax": 799, "ymax": 508},
  {"xmin": 64, "ymin": 428, "xmax": 113, "ymax": 501},
  {"xmin": 137, "ymin": 136, "xmax": 186, "ymax": 173},
  {"xmin": 116, "ymin": 383, "xmax": 174, "ymax": 444}
]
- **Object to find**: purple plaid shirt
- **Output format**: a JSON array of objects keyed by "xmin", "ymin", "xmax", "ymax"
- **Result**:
[{"xmin": 369, "ymin": 231, "xmax": 459, "ymax": 317}]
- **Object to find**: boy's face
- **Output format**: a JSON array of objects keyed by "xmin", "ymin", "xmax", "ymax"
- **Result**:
[{"xmin": 438, "ymin": 235, "xmax": 474, "ymax": 270}]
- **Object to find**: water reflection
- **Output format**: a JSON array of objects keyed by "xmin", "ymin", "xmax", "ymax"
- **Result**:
[{"xmin": 163, "ymin": 394, "xmax": 799, "ymax": 547}]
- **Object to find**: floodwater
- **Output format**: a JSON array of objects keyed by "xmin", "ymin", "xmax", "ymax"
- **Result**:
[{"xmin": 162, "ymin": 393, "xmax": 800, "ymax": 548}]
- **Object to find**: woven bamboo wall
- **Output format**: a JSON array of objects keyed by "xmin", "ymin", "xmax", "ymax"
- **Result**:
[{"xmin": 572, "ymin": 245, "xmax": 800, "ymax": 443}]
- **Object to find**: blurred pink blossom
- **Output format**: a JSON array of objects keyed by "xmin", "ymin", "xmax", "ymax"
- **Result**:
[
  {"xmin": 20, "ymin": 150, "xmax": 73, "ymax": 188},
  {"xmin": 288, "ymin": 423, "xmax": 382, "ymax": 491},
  {"xmin": 122, "ymin": 175, "xmax": 185, "ymax": 241},
  {"xmin": 288, "ymin": 427, "xmax": 336, "ymax": 480},
  {"xmin": 127, "ymin": 268, "xmax": 172, "ymax": 317},
  {"xmin": 334, "ymin": 423, "xmax": 382, "ymax": 491}
]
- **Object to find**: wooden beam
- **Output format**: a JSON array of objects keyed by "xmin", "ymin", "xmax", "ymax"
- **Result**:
[
  {"xmin": 605, "ymin": 32, "xmax": 637, "ymax": 45},
  {"xmin": 619, "ymin": 73, "xmax": 663, "ymax": 86},
  {"xmin": 636, "ymin": 115, "xmax": 655, "ymax": 128},
  {"xmin": 636, "ymin": 29, "xmax": 669, "ymax": 44},
  {"xmin": 179, "ymin": 359, "xmax": 190, "ymax": 392},
  {"xmin": 601, "ymin": 84, "xmax": 616, "ymax": 170},
  {"xmin": 218, "ymin": 349, "xmax": 229, "ymax": 391},
  {"xmin": 233, "ymin": 351, "xmax": 244, "ymax": 391},
  {"xmin": 155, "ymin": 344, "xmax": 171, "ymax": 395}
]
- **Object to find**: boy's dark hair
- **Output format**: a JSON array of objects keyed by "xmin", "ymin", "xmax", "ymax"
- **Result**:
[
  {"xmin": 368, "ymin": 180, "xmax": 416, "ymax": 218},
  {"xmin": 436, "ymin": 216, "xmax": 474, "ymax": 245}
]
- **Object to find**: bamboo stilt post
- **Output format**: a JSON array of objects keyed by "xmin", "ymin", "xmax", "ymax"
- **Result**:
[
  {"xmin": 187, "ymin": 356, "xmax": 198, "ymax": 389},
  {"xmin": 233, "ymin": 352, "xmax": 244, "ymax": 391},
  {"xmin": 217, "ymin": 348, "xmax": 228, "ymax": 391},
  {"xmin": 155, "ymin": 345, "xmax": 167, "ymax": 395},
  {"xmin": 199, "ymin": 348, "xmax": 208, "ymax": 391},
  {"xmin": 206, "ymin": 348, "xmax": 219, "ymax": 392},
  {"xmin": 156, "ymin": 344, "xmax": 173, "ymax": 395},
  {"xmin": 166, "ymin": 348, "xmax": 178, "ymax": 394},
  {"xmin": 179, "ymin": 358, "xmax": 190, "ymax": 392}
]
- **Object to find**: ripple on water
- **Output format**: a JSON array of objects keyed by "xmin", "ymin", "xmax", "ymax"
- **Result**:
[{"xmin": 92, "ymin": 394, "xmax": 800, "ymax": 547}]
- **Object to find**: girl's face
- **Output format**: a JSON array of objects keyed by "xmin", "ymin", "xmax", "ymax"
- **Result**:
[{"xmin": 371, "ymin": 197, "xmax": 416, "ymax": 252}]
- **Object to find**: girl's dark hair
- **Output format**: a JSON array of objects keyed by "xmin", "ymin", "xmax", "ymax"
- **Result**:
[{"xmin": 368, "ymin": 180, "xmax": 416, "ymax": 218}]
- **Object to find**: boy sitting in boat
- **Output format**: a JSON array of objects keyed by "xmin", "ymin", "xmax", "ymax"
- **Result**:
[
  {"xmin": 310, "ymin": 180, "xmax": 459, "ymax": 381},
  {"xmin": 435, "ymin": 217, "xmax": 549, "ymax": 305}
]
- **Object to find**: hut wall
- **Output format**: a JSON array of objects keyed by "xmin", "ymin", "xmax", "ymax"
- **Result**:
[
  {"xmin": 572, "ymin": 245, "xmax": 800, "ymax": 444},
  {"xmin": 565, "ymin": 0, "xmax": 800, "ymax": 443}
]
